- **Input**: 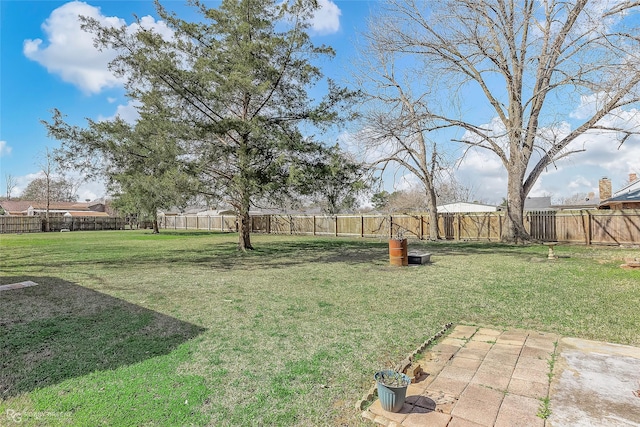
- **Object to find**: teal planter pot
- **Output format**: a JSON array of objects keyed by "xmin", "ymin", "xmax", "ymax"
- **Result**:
[{"xmin": 374, "ymin": 370, "xmax": 411, "ymax": 412}]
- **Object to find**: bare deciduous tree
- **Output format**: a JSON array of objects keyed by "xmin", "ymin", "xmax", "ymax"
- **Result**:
[
  {"xmin": 39, "ymin": 148, "xmax": 56, "ymax": 232},
  {"xmin": 354, "ymin": 35, "xmax": 448, "ymax": 240},
  {"xmin": 435, "ymin": 175, "xmax": 476, "ymax": 205},
  {"xmin": 4, "ymin": 174, "xmax": 16, "ymax": 200},
  {"xmin": 371, "ymin": 0, "xmax": 640, "ymax": 242}
]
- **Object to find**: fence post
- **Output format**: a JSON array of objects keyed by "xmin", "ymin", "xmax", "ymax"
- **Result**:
[
  {"xmin": 335, "ymin": 216, "xmax": 338, "ymax": 237},
  {"xmin": 361, "ymin": 215, "xmax": 364, "ymax": 238},
  {"xmin": 584, "ymin": 210, "xmax": 592, "ymax": 245}
]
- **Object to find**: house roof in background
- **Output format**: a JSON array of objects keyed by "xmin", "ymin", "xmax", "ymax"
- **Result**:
[
  {"xmin": 64, "ymin": 211, "xmax": 110, "ymax": 217},
  {"xmin": 0, "ymin": 200, "xmax": 32, "ymax": 213},
  {"xmin": 612, "ymin": 177, "xmax": 640, "ymax": 197},
  {"xmin": 0, "ymin": 200, "xmax": 106, "ymax": 216},
  {"xmin": 437, "ymin": 202, "xmax": 498, "ymax": 213},
  {"xmin": 33, "ymin": 202, "xmax": 98, "ymax": 211},
  {"xmin": 599, "ymin": 188, "xmax": 640, "ymax": 208},
  {"xmin": 0, "ymin": 200, "xmax": 102, "ymax": 212},
  {"xmin": 524, "ymin": 196, "xmax": 553, "ymax": 210}
]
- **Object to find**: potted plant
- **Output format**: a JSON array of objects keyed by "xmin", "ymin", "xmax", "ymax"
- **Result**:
[
  {"xmin": 389, "ymin": 227, "xmax": 408, "ymax": 266},
  {"xmin": 374, "ymin": 369, "xmax": 411, "ymax": 412}
]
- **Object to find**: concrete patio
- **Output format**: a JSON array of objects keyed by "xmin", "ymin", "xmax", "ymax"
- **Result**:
[{"xmin": 362, "ymin": 325, "xmax": 640, "ymax": 426}]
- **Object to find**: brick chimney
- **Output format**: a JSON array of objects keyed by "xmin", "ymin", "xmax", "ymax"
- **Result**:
[
  {"xmin": 599, "ymin": 177, "xmax": 612, "ymax": 200},
  {"xmin": 630, "ymin": 173, "xmax": 638, "ymax": 183}
]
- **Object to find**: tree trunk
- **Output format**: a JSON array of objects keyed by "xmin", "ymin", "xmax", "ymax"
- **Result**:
[
  {"xmin": 238, "ymin": 210, "xmax": 253, "ymax": 251},
  {"xmin": 501, "ymin": 173, "xmax": 529, "ymax": 243},
  {"xmin": 236, "ymin": 134, "xmax": 254, "ymax": 251},
  {"xmin": 426, "ymin": 186, "xmax": 439, "ymax": 240},
  {"xmin": 237, "ymin": 193, "xmax": 253, "ymax": 251},
  {"xmin": 152, "ymin": 210, "xmax": 160, "ymax": 234}
]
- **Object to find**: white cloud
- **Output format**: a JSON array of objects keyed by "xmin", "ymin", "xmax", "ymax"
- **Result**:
[
  {"xmin": 14, "ymin": 170, "xmax": 106, "ymax": 201},
  {"xmin": 309, "ymin": 0, "xmax": 341, "ymax": 34},
  {"xmin": 393, "ymin": 173, "xmax": 421, "ymax": 192},
  {"xmin": 569, "ymin": 93, "xmax": 605, "ymax": 120},
  {"xmin": 98, "ymin": 100, "xmax": 141, "ymax": 124},
  {"xmin": 23, "ymin": 1, "xmax": 171, "ymax": 95},
  {"xmin": 451, "ymin": 108, "xmax": 640, "ymax": 202},
  {"xmin": 455, "ymin": 148, "xmax": 507, "ymax": 203},
  {"xmin": 338, "ymin": 129, "xmax": 394, "ymax": 164},
  {"xmin": 13, "ymin": 172, "xmax": 44, "ymax": 197},
  {"xmin": 0, "ymin": 140, "xmax": 12, "ymax": 157},
  {"xmin": 76, "ymin": 180, "xmax": 107, "ymax": 201}
]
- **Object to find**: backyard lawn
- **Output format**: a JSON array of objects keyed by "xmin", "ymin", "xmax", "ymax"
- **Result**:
[{"xmin": 1, "ymin": 230, "xmax": 639, "ymax": 426}]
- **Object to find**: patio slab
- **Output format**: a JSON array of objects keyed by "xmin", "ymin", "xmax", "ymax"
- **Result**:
[
  {"xmin": 362, "ymin": 324, "xmax": 640, "ymax": 427},
  {"xmin": 547, "ymin": 337, "xmax": 640, "ymax": 427}
]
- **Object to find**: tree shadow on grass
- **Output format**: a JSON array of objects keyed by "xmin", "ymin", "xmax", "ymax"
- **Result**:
[
  {"xmin": 5, "ymin": 235, "xmax": 551, "ymax": 274},
  {"xmin": 92, "ymin": 236, "xmax": 546, "ymax": 271},
  {"xmin": 187, "ymin": 238, "xmax": 392, "ymax": 270},
  {"xmin": 61, "ymin": 237, "xmax": 392, "ymax": 272},
  {"xmin": 0, "ymin": 276, "xmax": 205, "ymax": 399}
]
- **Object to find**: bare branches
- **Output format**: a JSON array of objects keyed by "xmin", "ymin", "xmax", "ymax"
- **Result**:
[
  {"xmin": 603, "ymin": 1, "xmax": 640, "ymax": 17},
  {"xmin": 365, "ymin": 0, "xmax": 640, "ymax": 241}
]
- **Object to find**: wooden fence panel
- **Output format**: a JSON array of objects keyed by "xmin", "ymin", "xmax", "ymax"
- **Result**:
[
  {"xmin": 289, "ymin": 215, "xmax": 313, "ymax": 234},
  {"xmin": 209, "ymin": 216, "xmax": 222, "ymax": 231},
  {"xmin": 590, "ymin": 210, "xmax": 640, "ymax": 245},
  {"xmin": 439, "ymin": 214, "xmax": 455, "ymax": 240},
  {"xmin": 312, "ymin": 216, "xmax": 333, "ymax": 235},
  {"xmin": 251, "ymin": 215, "xmax": 270, "ymax": 233},
  {"xmin": 458, "ymin": 213, "xmax": 500, "ymax": 241},
  {"xmin": 363, "ymin": 215, "xmax": 388, "ymax": 237},
  {"xmin": 391, "ymin": 215, "xmax": 421, "ymax": 239},
  {"xmin": 553, "ymin": 211, "xmax": 590, "ymax": 244},
  {"xmin": 528, "ymin": 211, "xmax": 557, "ymax": 241},
  {"xmin": 269, "ymin": 215, "xmax": 292, "ymax": 234},
  {"xmin": 336, "ymin": 216, "xmax": 361, "ymax": 236},
  {"xmin": 153, "ymin": 210, "xmax": 640, "ymax": 245},
  {"xmin": 0, "ymin": 216, "xmax": 128, "ymax": 233},
  {"xmin": 0, "ymin": 217, "xmax": 41, "ymax": 233}
]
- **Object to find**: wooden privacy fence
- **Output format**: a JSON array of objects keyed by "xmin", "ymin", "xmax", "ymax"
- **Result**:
[
  {"xmin": 526, "ymin": 210, "xmax": 640, "ymax": 245},
  {"xmin": 4, "ymin": 210, "xmax": 639, "ymax": 245},
  {"xmin": 0, "ymin": 216, "xmax": 129, "ymax": 233},
  {"xmin": 0, "ymin": 217, "xmax": 41, "ymax": 233},
  {"xmin": 45, "ymin": 217, "xmax": 128, "ymax": 232},
  {"xmin": 162, "ymin": 215, "xmax": 238, "ymax": 232},
  {"xmin": 160, "ymin": 210, "xmax": 640, "ymax": 245}
]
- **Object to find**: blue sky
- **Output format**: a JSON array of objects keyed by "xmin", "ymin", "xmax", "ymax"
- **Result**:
[{"xmin": 1, "ymin": 0, "xmax": 639, "ymax": 204}]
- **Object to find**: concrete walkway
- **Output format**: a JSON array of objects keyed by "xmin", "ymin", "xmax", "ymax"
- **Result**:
[{"xmin": 362, "ymin": 325, "xmax": 640, "ymax": 426}]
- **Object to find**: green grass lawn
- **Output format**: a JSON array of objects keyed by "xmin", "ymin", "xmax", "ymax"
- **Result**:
[{"xmin": 1, "ymin": 230, "xmax": 639, "ymax": 426}]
